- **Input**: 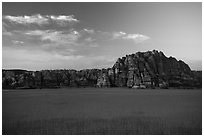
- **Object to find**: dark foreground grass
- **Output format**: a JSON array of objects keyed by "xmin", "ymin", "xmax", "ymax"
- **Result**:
[
  {"xmin": 2, "ymin": 88, "xmax": 202, "ymax": 135},
  {"xmin": 3, "ymin": 116, "xmax": 201, "ymax": 135}
]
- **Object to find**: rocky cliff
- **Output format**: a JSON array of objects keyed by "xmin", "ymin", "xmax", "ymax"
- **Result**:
[
  {"xmin": 107, "ymin": 50, "xmax": 197, "ymax": 88},
  {"xmin": 2, "ymin": 50, "xmax": 202, "ymax": 89}
]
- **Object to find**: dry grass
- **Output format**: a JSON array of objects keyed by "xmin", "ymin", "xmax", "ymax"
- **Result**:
[
  {"xmin": 2, "ymin": 88, "xmax": 202, "ymax": 135},
  {"xmin": 3, "ymin": 116, "xmax": 201, "ymax": 135}
]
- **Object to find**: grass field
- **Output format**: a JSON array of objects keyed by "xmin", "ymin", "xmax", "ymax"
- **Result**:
[{"xmin": 2, "ymin": 88, "xmax": 202, "ymax": 135}]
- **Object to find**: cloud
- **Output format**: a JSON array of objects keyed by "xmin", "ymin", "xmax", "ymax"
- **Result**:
[
  {"xmin": 112, "ymin": 31, "xmax": 150, "ymax": 43},
  {"xmin": 54, "ymin": 54, "xmax": 83, "ymax": 60},
  {"xmin": 3, "ymin": 14, "xmax": 79, "ymax": 26},
  {"xmin": 21, "ymin": 29, "xmax": 81, "ymax": 56},
  {"xmin": 112, "ymin": 31, "xmax": 126, "ymax": 39},
  {"xmin": 49, "ymin": 15, "xmax": 79, "ymax": 26},
  {"xmin": 3, "ymin": 14, "xmax": 49, "ymax": 25},
  {"xmin": 24, "ymin": 30, "xmax": 80, "ymax": 45},
  {"xmin": 123, "ymin": 34, "xmax": 150, "ymax": 43},
  {"xmin": 24, "ymin": 30, "xmax": 46, "ymax": 35},
  {"xmin": 23, "ymin": 29, "xmax": 99, "ymax": 49},
  {"xmin": 83, "ymin": 28, "xmax": 95, "ymax": 34},
  {"xmin": 3, "ymin": 15, "xmax": 150, "ymax": 64},
  {"xmin": 16, "ymin": 29, "xmax": 150, "ymax": 52},
  {"xmin": 12, "ymin": 40, "xmax": 24, "ymax": 44},
  {"xmin": 41, "ymin": 31, "xmax": 79, "ymax": 44},
  {"xmin": 3, "ymin": 14, "xmax": 151, "ymax": 70}
]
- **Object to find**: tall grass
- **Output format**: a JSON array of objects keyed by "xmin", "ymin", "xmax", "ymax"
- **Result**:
[
  {"xmin": 2, "ymin": 88, "xmax": 202, "ymax": 135},
  {"xmin": 3, "ymin": 116, "xmax": 201, "ymax": 135}
]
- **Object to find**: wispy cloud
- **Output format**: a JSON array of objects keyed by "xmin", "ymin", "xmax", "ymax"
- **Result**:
[
  {"xmin": 112, "ymin": 31, "xmax": 150, "ymax": 43},
  {"xmin": 24, "ymin": 30, "xmax": 80, "ymax": 45},
  {"xmin": 3, "ymin": 14, "xmax": 79, "ymax": 26},
  {"xmin": 123, "ymin": 33, "xmax": 150, "ymax": 43},
  {"xmin": 24, "ymin": 30, "xmax": 46, "ymax": 35},
  {"xmin": 49, "ymin": 15, "xmax": 79, "ymax": 26},
  {"xmin": 3, "ymin": 13, "xmax": 150, "ymax": 47},
  {"xmin": 21, "ymin": 29, "xmax": 81, "ymax": 56},
  {"xmin": 3, "ymin": 14, "xmax": 150, "ymax": 63},
  {"xmin": 112, "ymin": 31, "xmax": 126, "ymax": 39},
  {"xmin": 83, "ymin": 28, "xmax": 95, "ymax": 34},
  {"xmin": 12, "ymin": 40, "xmax": 24, "ymax": 44},
  {"xmin": 3, "ymin": 14, "xmax": 49, "ymax": 25}
]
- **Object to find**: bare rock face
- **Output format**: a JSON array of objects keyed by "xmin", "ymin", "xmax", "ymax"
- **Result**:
[
  {"xmin": 2, "ymin": 50, "xmax": 202, "ymax": 89},
  {"xmin": 97, "ymin": 72, "xmax": 110, "ymax": 88},
  {"xmin": 112, "ymin": 50, "xmax": 198, "ymax": 88},
  {"xmin": 113, "ymin": 58, "xmax": 127, "ymax": 87}
]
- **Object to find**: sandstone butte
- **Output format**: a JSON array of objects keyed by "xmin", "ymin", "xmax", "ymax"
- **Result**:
[{"xmin": 2, "ymin": 50, "xmax": 202, "ymax": 89}]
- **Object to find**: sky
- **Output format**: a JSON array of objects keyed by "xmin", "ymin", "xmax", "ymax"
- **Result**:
[{"xmin": 2, "ymin": 2, "xmax": 202, "ymax": 71}]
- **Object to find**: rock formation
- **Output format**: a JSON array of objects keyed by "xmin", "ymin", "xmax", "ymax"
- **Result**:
[
  {"xmin": 2, "ymin": 50, "xmax": 202, "ymax": 89},
  {"xmin": 110, "ymin": 50, "xmax": 194, "ymax": 88}
]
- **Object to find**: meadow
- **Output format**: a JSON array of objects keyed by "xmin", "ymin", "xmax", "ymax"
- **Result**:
[{"xmin": 2, "ymin": 88, "xmax": 202, "ymax": 135}]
